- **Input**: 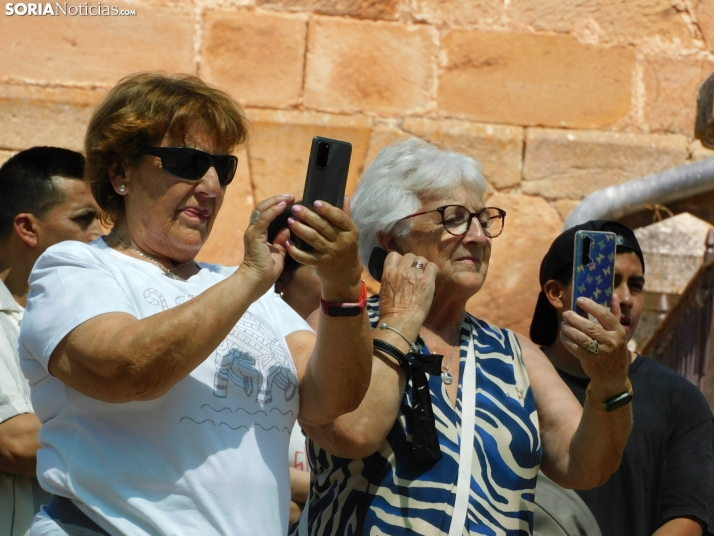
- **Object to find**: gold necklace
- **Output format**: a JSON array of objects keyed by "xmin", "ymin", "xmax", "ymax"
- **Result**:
[{"xmin": 110, "ymin": 230, "xmax": 195, "ymax": 280}]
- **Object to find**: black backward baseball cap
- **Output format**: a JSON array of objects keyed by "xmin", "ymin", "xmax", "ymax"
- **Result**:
[{"xmin": 529, "ymin": 220, "xmax": 645, "ymax": 347}]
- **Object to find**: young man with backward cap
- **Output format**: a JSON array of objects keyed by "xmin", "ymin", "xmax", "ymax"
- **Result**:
[{"xmin": 530, "ymin": 220, "xmax": 714, "ymax": 536}]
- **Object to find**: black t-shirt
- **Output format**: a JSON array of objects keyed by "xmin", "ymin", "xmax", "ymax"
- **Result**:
[{"xmin": 557, "ymin": 355, "xmax": 714, "ymax": 536}]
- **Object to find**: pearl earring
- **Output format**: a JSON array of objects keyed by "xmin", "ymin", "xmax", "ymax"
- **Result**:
[{"xmin": 118, "ymin": 185, "xmax": 126, "ymax": 193}]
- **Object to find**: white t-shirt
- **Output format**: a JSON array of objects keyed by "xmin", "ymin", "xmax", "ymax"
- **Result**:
[{"xmin": 19, "ymin": 239, "xmax": 311, "ymax": 536}]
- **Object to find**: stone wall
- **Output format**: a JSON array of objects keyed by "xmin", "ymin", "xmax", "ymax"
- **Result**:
[{"xmin": 3, "ymin": 0, "xmax": 714, "ymax": 334}]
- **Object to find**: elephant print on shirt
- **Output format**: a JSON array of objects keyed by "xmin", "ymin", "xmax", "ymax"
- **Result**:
[
  {"xmin": 214, "ymin": 312, "xmax": 298, "ymax": 404},
  {"xmin": 143, "ymin": 288, "xmax": 298, "ymax": 406}
]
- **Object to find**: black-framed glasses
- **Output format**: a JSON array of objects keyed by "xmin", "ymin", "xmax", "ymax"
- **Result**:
[
  {"xmin": 142, "ymin": 147, "xmax": 238, "ymax": 186},
  {"xmin": 398, "ymin": 205, "xmax": 507, "ymax": 238}
]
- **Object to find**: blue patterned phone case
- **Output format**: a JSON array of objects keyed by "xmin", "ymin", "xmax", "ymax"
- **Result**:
[{"xmin": 572, "ymin": 230, "xmax": 616, "ymax": 320}]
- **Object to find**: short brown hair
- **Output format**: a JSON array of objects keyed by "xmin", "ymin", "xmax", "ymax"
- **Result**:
[{"xmin": 85, "ymin": 72, "xmax": 249, "ymax": 224}]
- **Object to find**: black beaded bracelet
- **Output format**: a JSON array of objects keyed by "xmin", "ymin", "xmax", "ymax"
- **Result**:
[{"xmin": 373, "ymin": 339, "xmax": 407, "ymax": 368}]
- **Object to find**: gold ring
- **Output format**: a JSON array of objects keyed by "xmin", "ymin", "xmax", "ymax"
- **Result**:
[
  {"xmin": 249, "ymin": 210, "xmax": 261, "ymax": 225},
  {"xmin": 585, "ymin": 339, "xmax": 599, "ymax": 354},
  {"xmin": 411, "ymin": 261, "xmax": 426, "ymax": 270}
]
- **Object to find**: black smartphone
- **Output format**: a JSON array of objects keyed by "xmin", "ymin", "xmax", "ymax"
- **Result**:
[
  {"xmin": 296, "ymin": 136, "xmax": 352, "ymax": 251},
  {"xmin": 368, "ymin": 247, "xmax": 388, "ymax": 282}
]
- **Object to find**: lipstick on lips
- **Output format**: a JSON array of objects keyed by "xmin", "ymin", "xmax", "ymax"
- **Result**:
[{"xmin": 181, "ymin": 207, "xmax": 210, "ymax": 220}]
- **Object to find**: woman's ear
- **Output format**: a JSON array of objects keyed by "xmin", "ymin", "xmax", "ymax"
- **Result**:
[
  {"xmin": 376, "ymin": 231, "xmax": 402, "ymax": 254},
  {"xmin": 108, "ymin": 158, "xmax": 130, "ymax": 194},
  {"xmin": 544, "ymin": 280, "xmax": 567, "ymax": 311}
]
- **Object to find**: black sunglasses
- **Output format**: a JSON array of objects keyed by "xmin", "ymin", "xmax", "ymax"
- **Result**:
[{"xmin": 142, "ymin": 147, "xmax": 238, "ymax": 186}]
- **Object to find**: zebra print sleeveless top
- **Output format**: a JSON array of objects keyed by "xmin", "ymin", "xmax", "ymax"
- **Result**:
[{"xmin": 293, "ymin": 297, "xmax": 542, "ymax": 535}]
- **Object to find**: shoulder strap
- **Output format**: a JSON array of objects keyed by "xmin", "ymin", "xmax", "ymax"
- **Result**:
[{"xmin": 448, "ymin": 325, "xmax": 477, "ymax": 536}]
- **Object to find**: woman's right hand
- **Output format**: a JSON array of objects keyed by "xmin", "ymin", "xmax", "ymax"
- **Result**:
[
  {"xmin": 378, "ymin": 252, "xmax": 438, "ymax": 331},
  {"xmin": 240, "ymin": 194, "xmax": 295, "ymax": 295}
]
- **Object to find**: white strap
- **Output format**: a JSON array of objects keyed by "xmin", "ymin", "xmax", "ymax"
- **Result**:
[{"xmin": 448, "ymin": 328, "xmax": 476, "ymax": 536}]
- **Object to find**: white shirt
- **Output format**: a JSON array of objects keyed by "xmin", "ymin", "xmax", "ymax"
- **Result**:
[
  {"xmin": 0, "ymin": 279, "xmax": 50, "ymax": 536},
  {"xmin": 19, "ymin": 239, "xmax": 311, "ymax": 535}
]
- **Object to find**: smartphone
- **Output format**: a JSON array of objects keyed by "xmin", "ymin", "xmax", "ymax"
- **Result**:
[
  {"xmin": 368, "ymin": 247, "xmax": 388, "ymax": 282},
  {"xmin": 572, "ymin": 230, "xmax": 617, "ymax": 321},
  {"xmin": 296, "ymin": 136, "xmax": 352, "ymax": 251}
]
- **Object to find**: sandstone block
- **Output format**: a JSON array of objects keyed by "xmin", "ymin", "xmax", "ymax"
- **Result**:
[
  {"xmin": 196, "ymin": 147, "xmax": 252, "ymax": 267},
  {"xmin": 244, "ymin": 109, "xmax": 372, "ymax": 202},
  {"xmin": 466, "ymin": 193, "xmax": 562, "ymax": 335},
  {"xmin": 256, "ymin": 0, "xmax": 401, "ymax": 20},
  {"xmin": 304, "ymin": 17, "xmax": 436, "ymax": 115},
  {"xmin": 201, "ymin": 10, "xmax": 307, "ymax": 108},
  {"xmin": 402, "ymin": 118, "xmax": 523, "ymax": 189},
  {"xmin": 507, "ymin": 0, "xmax": 692, "ymax": 44},
  {"xmin": 644, "ymin": 54, "xmax": 714, "ymax": 135},
  {"xmin": 553, "ymin": 199, "xmax": 580, "ymax": 222},
  {"xmin": 362, "ymin": 124, "xmax": 411, "ymax": 172},
  {"xmin": 0, "ymin": 150, "xmax": 17, "ymax": 167},
  {"xmin": 438, "ymin": 30, "xmax": 635, "ymax": 129},
  {"xmin": 690, "ymin": 139, "xmax": 714, "ymax": 161},
  {"xmin": 0, "ymin": 6, "xmax": 194, "ymax": 85},
  {"xmin": 697, "ymin": 0, "xmax": 714, "ymax": 52},
  {"xmin": 0, "ymin": 84, "xmax": 105, "ymax": 151},
  {"xmin": 522, "ymin": 128, "xmax": 688, "ymax": 199},
  {"xmin": 411, "ymin": 0, "xmax": 501, "ymax": 25},
  {"xmin": 634, "ymin": 212, "xmax": 713, "ymax": 294}
]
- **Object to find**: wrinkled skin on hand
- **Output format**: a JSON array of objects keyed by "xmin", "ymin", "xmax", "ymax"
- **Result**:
[
  {"xmin": 378, "ymin": 251, "xmax": 438, "ymax": 328},
  {"xmin": 285, "ymin": 197, "xmax": 363, "ymax": 296},
  {"xmin": 560, "ymin": 295, "xmax": 630, "ymax": 393},
  {"xmin": 240, "ymin": 194, "xmax": 296, "ymax": 296}
]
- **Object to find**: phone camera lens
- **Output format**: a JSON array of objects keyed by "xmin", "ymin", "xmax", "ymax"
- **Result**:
[{"xmin": 316, "ymin": 142, "xmax": 330, "ymax": 168}]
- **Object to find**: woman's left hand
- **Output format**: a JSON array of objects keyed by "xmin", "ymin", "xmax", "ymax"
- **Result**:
[
  {"xmin": 286, "ymin": 196, "xmax": 363, "ymax": 299},
  {"xmin": 560, "ymin": 295, "xmax": 631, "ymax": 396}
]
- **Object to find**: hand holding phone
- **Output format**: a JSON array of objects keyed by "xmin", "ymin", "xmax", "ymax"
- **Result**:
[{"xmin": 296, "ymin": 136, "xmax": 352, "ymax": 251}]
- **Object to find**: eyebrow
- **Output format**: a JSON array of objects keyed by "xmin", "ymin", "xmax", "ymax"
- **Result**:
[{"xmin": 72, "ymin": 208, "xmax": 98, "ymax": 217}]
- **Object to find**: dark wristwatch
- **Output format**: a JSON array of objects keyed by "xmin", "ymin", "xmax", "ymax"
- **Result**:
[
  {"xmin": 319, "ymin": 281, "xmax": 368, "ymax": 317},
  {"xmin": 585, "ymin": 381, "xmax": 634, "ymax": 412}
]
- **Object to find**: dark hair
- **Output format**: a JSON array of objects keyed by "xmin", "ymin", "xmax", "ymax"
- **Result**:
[
  {"xmin": 85, "ymin": 72, "xmax": 249, "ymax": 225},
  {"xmin": 267, "ymin": 203, "xmax": 300, "ymax": 274},
  {"xmin": 0, "ymin": 146, "xmax": 85, "ymax": 240}
]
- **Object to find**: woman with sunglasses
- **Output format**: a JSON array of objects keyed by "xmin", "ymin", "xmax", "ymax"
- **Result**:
[
  {"xmin": 292, "ymin": 139, "xmax": 632, "ymax": 535},
  {"xmin": 19, "ymin": 73, "xmax": 373, "ymax": 536}
]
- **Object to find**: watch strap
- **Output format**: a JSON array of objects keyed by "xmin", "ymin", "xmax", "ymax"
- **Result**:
[
  {"xmin": 320, "ymin": 281, "xmax": 368, "ymax": 317},
  {"xmin": 585, "ymin": 380, "xmax": 633, "ymax": 412}
]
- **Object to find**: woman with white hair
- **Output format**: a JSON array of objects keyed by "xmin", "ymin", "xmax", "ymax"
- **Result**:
[{"xmin": 293, "ymin": 139, "xmax": 633, "ymax": 535}]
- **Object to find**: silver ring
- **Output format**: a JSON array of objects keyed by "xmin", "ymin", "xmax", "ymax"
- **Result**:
[
  {"xmin": 249, "ymin": 210, "xmax": 261, "ymax": 225},
  {"xmin": 585, "ymin": 339, "xmax": 599, "ymax": 354},
  {"xmin": 411, "ymin": 261, "xmax": 426, "ymax": 270}
]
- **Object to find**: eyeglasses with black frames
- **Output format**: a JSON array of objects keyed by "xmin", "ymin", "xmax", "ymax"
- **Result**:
[
  {"xmin": 398, "ymin": 205, "xmax": 507, "ymax": 238},
  {"xmin": 142, "ymin": 147, "xmax": 238, "ymax": 186}
]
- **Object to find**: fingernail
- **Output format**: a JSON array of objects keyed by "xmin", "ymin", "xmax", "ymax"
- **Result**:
[
  {"xmin": 287, "ymin": 217, "xmax": 296, "ymax": 225},
  {"xmin": 285, "ymin": 240, "xmax": 293, "ymax": 247},
  {"xmin": 314, "ymin": 200, "xmax": 323, "ymax": 208},
  {"xmin": 277, "ymin": 201, "xmax": 286, "ymax": 207},
  {"xmin": 281, "ymin": 194, "xmax": 293, "ymax": 198},
  {"xmin": 291, "ymin": 205, "xmax": 302, "ymax": 213}
]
